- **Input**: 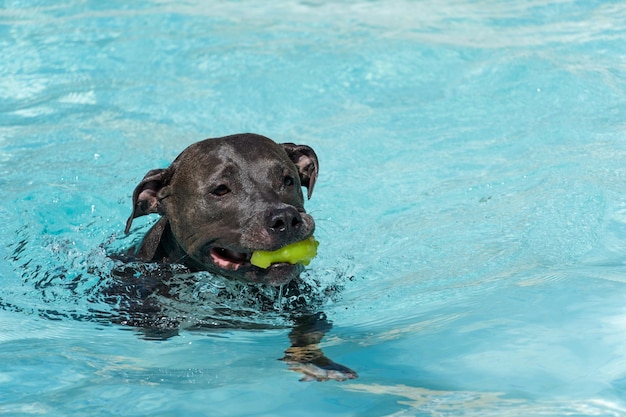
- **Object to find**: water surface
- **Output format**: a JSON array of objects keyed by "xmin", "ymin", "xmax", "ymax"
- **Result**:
[{"xmin": 2, "ymin": 1, "xmax": 626, "ymax": 416}]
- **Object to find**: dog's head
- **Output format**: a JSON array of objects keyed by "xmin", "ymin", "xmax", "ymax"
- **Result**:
[{"xmin": 125, "ymin": 133, "xmax": 319, "ymax": 286}]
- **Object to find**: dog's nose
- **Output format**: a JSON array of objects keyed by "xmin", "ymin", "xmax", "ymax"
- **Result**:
[{"xmin": 267, "ymin": 206, "xmax": 303, "ymax": 235}]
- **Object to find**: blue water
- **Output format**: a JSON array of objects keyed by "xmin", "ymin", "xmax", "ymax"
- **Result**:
[{"xmin": 3, "ymin": 0, "xmax": 626, "ymax": 415}]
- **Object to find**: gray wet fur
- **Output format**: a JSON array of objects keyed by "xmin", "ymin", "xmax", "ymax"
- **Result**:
[{"xmin": 124, "ymin": 133, "xmax": 319, "ymax": 287}]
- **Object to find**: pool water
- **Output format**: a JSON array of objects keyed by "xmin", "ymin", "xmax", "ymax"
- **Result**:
[{"xmin": 3, "ymin": 0, "xmax": 626, "ymax": 415}]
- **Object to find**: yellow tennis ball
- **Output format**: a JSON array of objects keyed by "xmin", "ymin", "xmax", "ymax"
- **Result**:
[{"xmin": 250, "ymin": 237, "xmax": 319, "ymax": 269}]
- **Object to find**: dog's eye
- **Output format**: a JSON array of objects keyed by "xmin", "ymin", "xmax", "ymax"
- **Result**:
[
  {"xmin": 283, "ymin": 175, "xmax": 295, "ymax": 187},
  {"xmin": 211, "ymin": 184, "xmax": 231, "ymax": 197}
]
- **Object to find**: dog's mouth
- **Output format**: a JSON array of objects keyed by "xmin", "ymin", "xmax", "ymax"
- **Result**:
[
  {"xmin": 202, "ymin": 245, "xmax": 303, "ymax": 286},
  {"xmin": 209, "ymin": 247, "xmax": 251, "ymax": 270}
]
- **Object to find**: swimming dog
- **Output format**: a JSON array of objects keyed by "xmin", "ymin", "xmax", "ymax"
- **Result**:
[{"xmin": 122, "ymin": 133, "xmax": 356, "ymax": 381}]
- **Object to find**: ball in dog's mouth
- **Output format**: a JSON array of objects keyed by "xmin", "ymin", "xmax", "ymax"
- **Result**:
[
  {"xmin": 208, "ymin": 236, "xmax": 318, "ymax": 271},
  {"xmin": 204, "ymin": 245, "xmax": 307, "ymax": 287},
  {"xmin": 250, "ymin": 237, "xmax": 319, "ymax": 269}
]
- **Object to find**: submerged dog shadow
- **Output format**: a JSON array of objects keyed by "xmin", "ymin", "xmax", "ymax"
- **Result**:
[
  {"xmin": 102, "ymin": 260, "xmax": 322, "ymax": 334},
  {"xmin": 100, "ymin": 260, "xmax": 357, "ymax": 381}
]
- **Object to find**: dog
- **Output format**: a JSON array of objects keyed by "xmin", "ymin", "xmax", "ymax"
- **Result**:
[
  {"xmin": 122, "ymin": 133, "xmax": 357, "ymax": 381},
  {"xmin": 124, "ymin": 133, "xmax": 317, "ymax": 287}
]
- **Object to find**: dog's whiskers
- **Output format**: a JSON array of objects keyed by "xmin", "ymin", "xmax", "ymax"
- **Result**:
[{"xmin": 174, "ymin": 252, "xmax": 191, "ymax": 264}]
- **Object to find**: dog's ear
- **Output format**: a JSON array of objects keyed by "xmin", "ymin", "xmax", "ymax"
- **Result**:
[
  {"xmin": 132, "ymin": 217, "xmax": 168, "ymax": 261},
  {"xmin": 125, "ymin": 168, "xmax": 173, "ymax": 234},
  {"xmin": 281, "ymin": 143, "xmax": 319, "ymax": 199}
]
